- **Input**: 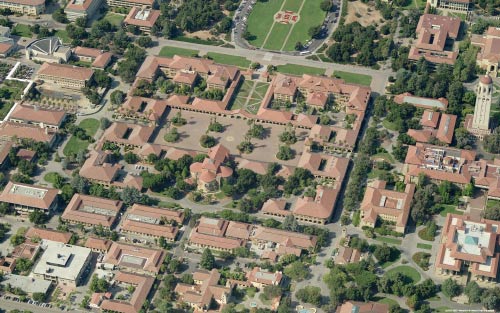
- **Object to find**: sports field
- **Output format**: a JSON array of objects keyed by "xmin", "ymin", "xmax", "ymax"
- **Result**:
[{"xmin": 246, "ymin": 0, "xmax": 326, "ymax": 51}]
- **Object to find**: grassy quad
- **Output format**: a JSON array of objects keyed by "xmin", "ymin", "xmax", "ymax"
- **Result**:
[
  {"xmin": 281, "ymin": 0, "xmax": 326, "ymax": 51},
  {"xmin": 263, "ymin": 23, "xmax": 290, "ymax": 51},
  {"xmin": 276, "ymin": 63, "xmax": 325, "ymax": 76},
  {"xmin": 246, "ymin": 0, "xmax": 284, "ymax": 48},
  {"xmin": 103, "ymin": 12, "xmax": 125, "ymax": 27},
  {"xmin": 334, "ymin": 71, "xmax": 373, "ymax": 86},
  {"xmin": 63, "ymin": 118, "xmax": 99, "ymax": 157},
  {"xmin": 385, "ymin": 265, "xmax": 421, "ymax": 283},
  {"xmin": 159, "ymin": 46, "xmax": 199, "ymax": 58},
  {"xmin": 12, "ymin": 24, "xmax": 32, "ymax": 38},
  {"xmin": 206, "ymin": 53, "xmax": 251, "ymax": 69}
]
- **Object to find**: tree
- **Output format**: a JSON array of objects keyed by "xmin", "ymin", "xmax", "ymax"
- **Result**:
[
  {"xmin": 29, "ymin": 210, "xmax": 47, "ymax": 225},
  {"xmin": 10, "ymin": 234, "xmax": 25, "ymax": 246},
  {"xmin": 296, "ymin": 286, "xmax": 322, "ymax": 306},
  {"xmin": 90, "ymin": 274, "xmax": 109, "ymax": 292},
  {"xmin": 284, "ymin": 261, "xmax": 309, "ymax": 281},
  {"xmin": 282, "ymin": 215, "xmax": 299, "ymax": 232},
  {"xmin": 124, "ymin": 152, "xmax": 139, "ymax": 164},
  {"xmin": 200, "ymin": 135, "xmax": 216, "ymax": 148},
  {"xmin": 165, "ymin": 127, "xmax": 180, "ymax": 143},
  {"xmin": 320, "ymin": 0, "xmax": 333, "ymax": 11},
  {"xmin": 247, "ymin": 122, "xmax": 266, "ymax": 139},
  {"xmin": 200, "ymin": 248, "xmax": 215, "ymax": 270},
  {"xmin": 136, "ymin": 36, "xmax": 153, "ymax": 48},
  {"xmin": 464, "ymin": 281, "xmax": 483, "ymax": 303},
  {"xmin": 373, "ymin": 244, "xmax": 393, "ymax": 263},
  {"xmin": 276, "ymin": 145, "xmax": 294, "ymax": 160},
  {"xmin": 100, "ymin": 117, "xmax": 111, "ymax": 130},
  {"xmin": 441, "ymin": 278, "xmax": 461, "ymax": 299},
  {"xmin": 208, "ymin": 119, "xmax": 224, "ymax": 132},
  {"xmin": 32, "ymin": 292, "xmax": 45, "ymax": 302},
  {"xmin": 279, "ymin": 125, "xmax": 297, "ymax": 144},
  {"xmin": 295, "ymin": 41, "xmax": 303, "ymax": 51},
  {"xmin": 263, "ymin": 285, "xmax": 283, "ymax": 299},
  {"xmin": 110, "ymin": 90, "xmax": 126, "ymax": 106},
  {"xmin": 15, "ymin": 258, "xmax": 33, "ymax": 273},
  {"xmin": 121, "ymin": 186, "xmax": 142, "ymax": 206},
  {"xmin": 80, "ymin": 295, "xmax": 90, "ymax": 309},
  {"xmin": 52, "ymin": 8, "xmax": 68, "ymax": 23},
  {"xmin": 482, "ymin": 287, "xmax": 500, "ymax": 311},
  {"xmin": 71, "ymin": 175, "xmax": 88, "ymax": 194},
  {"xmin": 308, "ymin": 25, "xmax": 322, "ymax": 39}
]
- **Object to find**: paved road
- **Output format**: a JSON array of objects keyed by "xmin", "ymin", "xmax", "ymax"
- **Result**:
[
  {"xmin": 150, "ymin": 38, "xmax": 390, "ymax": 95},
  {"xmin": 0, "ymin": 298, "xmax": 76, "ymax": 313}
]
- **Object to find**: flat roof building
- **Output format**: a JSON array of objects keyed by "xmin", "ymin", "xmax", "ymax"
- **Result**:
[
  {"xmin": 0, "ymin": 181, "xmax": 58, "ymax": 213},
  {"xmin": 427, "ymin": 0, "xmax": 472, "ymax": 12},
  {"xmin": 246, "ymin": 267, "xmax": 283, "ymax": 289},
  {"xmin": 26, "ymin": 37, "xmax": 71, "ymax": 63},
  {"xmin": 37, "ymin": 62, "xmax": 94, "ymax": 90},
  {"xmin": 105, "ymin": 0, "xmax": 154, "ymax": 9},
  {"xmin": 123, "ymin": 7, "xmax": 160, "ymax": 34},
  {"xmin": 64, "ymin": 0, "xmax": 103, "ymax": 22},
  {"xmin": 103, "ymin": 242, "xmax": 166, "ymax": 275},
  {"xmin": 436, "ymin": 214, "xmax": 500, "ymax": 285},
  {"xmin": 0, "ymin": 0, "xmax": 45, "ymax": 16},
  {"xmin": 32, "ymin": 240, "xmax": 92, "ymax": 287},
  {"xmin": 394, "ymin": 92, "xmax": 448, "ymax": 110},
  {"xmin": 61, "ymin": 194, "xmax": 123, "ymax": 229},
  {"xmin": 1, "ymin": 274, "xmax": 51, "ymax": 295},
  {"xmin": 360, "ymin": 180, "xmax": 416, "ymax": 233}
]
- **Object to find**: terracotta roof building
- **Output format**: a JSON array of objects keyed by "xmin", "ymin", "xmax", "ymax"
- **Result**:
[
  {"xmin": 293, "ymin": 185, "xmax": 341, "ymax": 225},
  {"xmin": 403, "ymin": 143, "xmax": 476, "ymax": 186},
  {"xmin": 9, "ymin": 104, "xmax": 66, "ymax": 130},
  {"xmin": 84, "ymin": 237, "xmax": 112, "ymax": 253},
  {"xmin": 0, "ymin": 122, "xmax": 57, "ymax": 147},
  {"xmin": 472, "ymin": 27, "xmax": 500, "ymax": 76},
  {"xmin": 61, "ymin": 194, "xmax": 123, "ymax": 229},
  {"xmin": 116, "ymin": 96, "xmax": 167, "ymax": 125},
  {"xmin": 64, "ymin": 0, "xmax": 102, "ymax": 21},
  {"xmin": 409, "ymin": 14, "xmax": 461, "ymax": 65},
  {"xmin": 120, "ymin": 204, "xmax": 183, "ymax": 241},
  {"xmin": 100, "ymin": 271, "xmax": 155, "ymax": 313},
  {"xmin": 124, "ymin": 7, "xmax": 160, "ymax": 33},
  {"xmin": 189, "ymin": 144, "xmax": 233, "ymax": 192},
  {"xmin": 37, "ymin": 62, "xmax": 94, "ymax": 90},
  {"xmin": 360, "ymin": 180, "xmax": 415, "ymax": 233},
  {"xmin": 246, "ymin": 267, "xmax": 283, "ymax": 289},
  {"xmin": 188, "ymin": 217, "xmax": 246, "ymax": 252},
  {"xmin": 335, "ymin": 246, "xmax": 361, "ymax": 265},
  {"xmin": 0, "ymin": 257, "xmax": 16, "ymax": 273},
  {"xmin": 0, "ymin": 139, "xmax": 13, "ymax": 169},
  {"xmin": 427, "ymin": 0, "xmax": 472, "ymax": 12},
  {"xmin": 407, "ymin": 110, "xmax": 457, "ymax": 144},
  {"xmin": 25, "ymin": 227, "xmax": 72, "ymax": 244},
  {"xmin": 436, "ymin": 214, "xmax": 500, "ymax": 285},
  {"xmin": 101, "ymin": 122, "xmax": 154, "ymax": 148},
  {"xmin": 336, "ymin": 301, "xmax": 389, "ymax": 313},
  {"xmin": 297, "ymin": 151, "xmax": 349, "ymax": 181},
  {"xmin": 0, "ymin": 181, "xmax": 58, "ymax": 213},
  {"xmin": 175, "ymin": 269, "xmax": 231, "ymax": 312},
  {"xmin": 0, "ymin": 0, "xmax": 45, "ymax": 16},
  {"xmin": 103, "ymin": 242, "xmax": 166, "ymax": 275},
  {"xmin": 72, "ymin": 46, "xmax": 112, "ymax": 69},
  {"xmin": 11, "ymin": 240, "xmax": 40, "ymax": 260},
  {"xmin": 79, "ymin": 150, "xmax": 121, "ymax": 186},
  {"xmin": 251, "ymin": 226, "xmax": 318, "ymax": 257}
]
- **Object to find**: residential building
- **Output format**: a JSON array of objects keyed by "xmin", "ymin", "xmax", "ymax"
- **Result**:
[
  {"xmin": 0, "ymin": 0, "xmax": 45, "ymax": 16},
  {"xmin": 0, "ymin": 122, "xmax": 57, "ymax": 147},
  {"xmin": 360, "ymin": 180, "xmax": 416, "ymax": 233},
  {"xmin": 0, "ymin": 181, "xmax": 58, "ymax": 213},
  {"xmin": 465, "ymin": 75, "xmax": 493, "ymax": 140},
  {"xmin": 123, "ymin": 7, "xmax": 160, "ymax": 34},
  {"xmin": 175, "ymin": 269, "xmax": 231, "ymax": 312},
  {"xmin": 335, "ymin": 247, "xmax": 361, "ymax": 265},
  {"xmin": 61, "ymin": 194, "xmax": 123, "ymax": 229},
  {"xmin": 64, "ymin": 0, "xmax": 102, "ymax": 22},
  {"xmin": 403, "ymin": 143, "xmax": 476, "ymax": 186},
  {"xmin": 0, "ymin": 257, "xmax": 16, "ymax": 273},
  {"xmin": 101, "ymin": 122, "xmax": 154, "ymax": 148},
  {"xmin": 1, "ymin": 274, "xmax": 51, "ymax": 296},
  {"xmin": 84, "ymin": 237, "xmax": 112, "ymax": 253},
  {"xmin": 436, "ymin": 214, "xmax": 500, "ymax": 285},
  {"xmin": 407, "ymin": 110, "xmax": 457, "ymax": 144},
  {"xmin": 246, "ymin": 267, "xmax": 282, "ymax": 289},
  {"xmin": 11, "ymin": 240, "xmax": 40, "ymax": 260},
  {"xmin": 26, "ymin": 37, "xmax": 71, "ymax": 63},
  {"xmin": 472, "ymin": 27, "xmax": 500, "ymax": 75},
  {"xmin": 188, "ymin": 217, "xmax": 247, "ymax": 252},
  {"xmin": 103, "ymin": 242, "xmax": 166, "ymax": 275},
  {"xmin": 9, "ymin": 104, "xmax": 66, "ymax": 130},
  {"xmin": 393, "ymin": 92, "xmax": 448, "ymax": 111},
  {"xmin": 336, "ymin": 301, "xmax": 389, "ymax": 313},
  {"xmin": 189, "ymin": 144, "xmax": 233, "ymax": 192},
  {"xmin": 293, "ymin": 185, "xmax": 341, "ymax": 224},
  {"xmin": 409, "ymin": 14, "xmax": 461, "ymax": 65},
  {"xmin": 250, "ymin": 226, "xmax": 318, "ymax": 257},
  {"xmin": 0, "ymin": 139, "xmax": 13, "ymax": 169},
  {"xmin": 105, "ymin": 0, "xmax": 154, "ymax": 9},
  {"xmin": 469, "ymin": 158, "xmax": 500, "ymax": 200},
  {"xmin": 115, "ymin": 96, "xmax": 167, "ymax": 125},
  {"xmin": 72, "ymin": 46, "xmax": 113, "ymax": 69},
  {"xmin": 120, "ymin": 204, "xmax": 182, "ymax": 241},
  {"xmin": 79, "ymin": 150, "xmax": 121, "ymax": 186},
  {"xmin": 25, "ymin": 227, "xmax": 72, "ymax": 244},
  {"xmin": 100, "ymin": 272, "xmax": 154, "ymax": 313},
  {"xmin": 427, "ymin": 0, "xmax": 472, "ymax": 12},
  {"xmin": 37, "ymin": 62, "xmax": 94, "ymax": 90},
  {"xmin": 32, "ymin": 240, "xmax": 92, "ymax": 287}
]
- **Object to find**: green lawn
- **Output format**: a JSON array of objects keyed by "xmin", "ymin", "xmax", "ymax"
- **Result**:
[
  {"xmin": 246, "ymin": 0, "xmax": 284, "ymax": 48},
  {"xmin": 103, "ymin": 12, "xmax": 124, "ymax": 27},
  {"xmin": 333, "ymin": 71, "xmax": 372, "ymax": 86},
  {"xmin": 375, "ymin": 236, "xmax": 402, "ymax": 245},
  {"xmin": 0, "ymin": 101, "xmax": 14, "ymax": 120},
  {"xmin": 417, "ymin": 243, "xmax": 433, "ymax": 250},
  {"xmin": 159, "ymin": 46, "xmax": 199, "ymax": 58},
  {"xmin": 283, "ymin": 0, "xmax": 304, "ymax": 11},
  {"xmin": 276, "ymin": 64, "xmax": 325, "ymax": 76},
  {"xmin": 377, "ymin": 298, "xmax": 398, "ymax": 307},
  {"xmin": 380, "ymin": 254, "xmax": 400, "ymax": 269},
  {"xmin": 206, "ymin": 53, "xmax": 251, "ymax": 68},
  {"xmin": 263, "ymin": 23, "xmax": 290, "ymax": 51},
  {"xmin": 63, "ymin": 118, "xmax": 99, "ymax": 157},
  {"xmin": 55, "ymin": 30, "xmax": 70, "ymax": 44},
  {"xmin": 368, "ymin": 169, "xmax": 388, "ymax": 179},
  {"xmin": 174, "ymin": 36, "xmax": 223, "ymax": 46},
  {"xmin": 371, "ymin": 153, "xmax": 395, "ymax": 163},
  {"xmin": 382, "ymin": 119, "xmax": 398, "ymax": 131},
  {"xmin": 44, "ymin": 172, "xmax": 61, "ymax": 184},
  {"xmin": 435, "ymin": 307, "xmax": 451, "ymax": 313},
  {"xmin": 12, "ymin": 24, "xmax": 32, "ymax": 38},
  {"xmin": 385, "ymin": 266, "xmax": 421, "ymax": 283},
  {"xmin": 282, "ymin": 0, "xmax": 326, "ymax": 51},
  {"xmin": 439, "ymin": 204, "xmax": 464, "ymax": 217}
]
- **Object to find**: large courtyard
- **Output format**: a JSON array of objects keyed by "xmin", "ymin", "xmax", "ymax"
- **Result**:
[{"xmin": 246, "ymin": 0, "xmax": 326, "ymax": 51}]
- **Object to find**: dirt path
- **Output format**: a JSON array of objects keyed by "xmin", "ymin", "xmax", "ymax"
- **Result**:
[
  {"xmin": 260, "ymin": 0, "xmax": 288, "ymax": 49},
  {"xmin": 280, "ymin": 0, "xmax": 306, "ymax": 51}
]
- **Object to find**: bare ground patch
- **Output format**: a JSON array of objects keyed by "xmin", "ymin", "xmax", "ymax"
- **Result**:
[{"xmin": 345, "ymin": 1, "xmax": 383, "ymax": 27}]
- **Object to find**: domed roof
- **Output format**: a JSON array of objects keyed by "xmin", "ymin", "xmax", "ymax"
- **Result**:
[{"xmin": 480, "ymin": 75, "xmax": 493, "ymax": 85}]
